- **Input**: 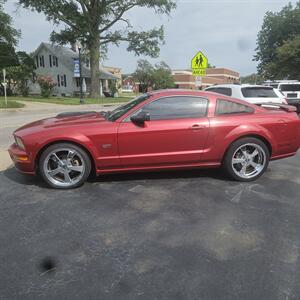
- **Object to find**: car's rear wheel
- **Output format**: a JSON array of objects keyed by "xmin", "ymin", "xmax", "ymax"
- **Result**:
[
  {"xmin": 39, "ymin": 143, "xmax": 91, "ymax": 189},
  {"xmin": 223, "ymin": 137, "xmax": 270, "ymax": 181}
]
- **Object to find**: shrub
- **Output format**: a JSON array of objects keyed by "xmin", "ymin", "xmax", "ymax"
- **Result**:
[{"xmin": 37, "ymin": 76, "xmax": 56, "ymax": 98}]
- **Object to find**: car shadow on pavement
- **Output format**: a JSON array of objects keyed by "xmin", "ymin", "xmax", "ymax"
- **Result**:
[
  {"xmin": 3, "ymin": 167, "xmax": 48, "ymax": 188},
  {"xmin": 2, "ymin": 166, "xmax": 232, "ymax": 189},
  {"xmin": 88, "ymin": 167, "xmax": 231, "ymax": 184}
]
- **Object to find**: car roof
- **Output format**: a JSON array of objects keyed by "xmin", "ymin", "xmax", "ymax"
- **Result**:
[
  {"xmin": 278, "ymin": 82, "xmax": 300, "ymax": 85},
  {"xmin": 146, "ymin": 89, "xmax": 259, "ymax": 109}
]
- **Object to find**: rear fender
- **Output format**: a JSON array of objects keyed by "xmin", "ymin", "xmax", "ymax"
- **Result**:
[{"xmin": 222, "ymin": 124, "xmax": 275, "ymax": 157}]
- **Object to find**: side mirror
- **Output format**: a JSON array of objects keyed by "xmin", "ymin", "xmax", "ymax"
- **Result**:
[{"xmin": 130, "ymin": 111, "xmax": 150, "ymax": 124}]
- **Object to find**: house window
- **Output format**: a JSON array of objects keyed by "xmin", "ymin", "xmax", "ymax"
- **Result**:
[
  {"xmin": 39, "ymin": 56, "xmax": 45, "ymax": 67},
  {"xmin": 57, "ymin": 75, "xmax": 60, "ymax": 87},
  {"xmin": 49, "ymin": 55, "xmax": 52, "ymax": 67},
  {"xmin": 36, "ymin": 56, "xmax": 39, "ymax": 68},
  {"xmin": 53, "ymin": 56, "xmax": 58, "ymax": 67},
  {"xmin": 76, "ymin": 78, "xmax": 80, "ymax": 87},
  {"xmin": 60, "ymin": 75, "xmax": 67, "ymax": 87}
]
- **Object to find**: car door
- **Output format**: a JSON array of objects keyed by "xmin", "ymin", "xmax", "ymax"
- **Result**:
[{"xmin": 117, "ymin": 96, "xmax": 210, "ymax": 168}]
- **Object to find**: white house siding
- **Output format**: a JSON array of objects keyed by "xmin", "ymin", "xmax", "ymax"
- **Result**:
[{"xmin": 32, "ymin": 46, "xmax": 77, "ymax": 96}]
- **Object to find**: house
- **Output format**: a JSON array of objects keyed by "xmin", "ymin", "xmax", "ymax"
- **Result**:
[
  {"xmin": 29, "ymin": 42, "xmax": 120, "ymax": 96},
  {"xmin": 172, "ymin": 68, "xmax": 240, "ymax": 89}
]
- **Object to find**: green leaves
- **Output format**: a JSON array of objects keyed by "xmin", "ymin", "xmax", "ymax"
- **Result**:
[
  {"xmin": 266, "ymin": 35, "xmax": 300, "ymax": 80},
  {"xmin": 0, "ymin": 1, "xmax": 21, "ymax": 46},
  {"xmin": 0, "ymin": 42, "xmax": 19, "ymax": 69},
  {"xmin": 254, "ymin": 2, "xmax": 300, "ymax": 79},
  {"xmin": 133, "ymin": 59, "xmax": 174, "ymax": 92},
  {"xmin": 127, "ymin": 26, "xmax": 164, "ymax": 58}
]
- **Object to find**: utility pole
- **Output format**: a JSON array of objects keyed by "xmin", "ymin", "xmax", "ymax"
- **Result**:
[
  {"xmin": 3, "ymin": 69, "xmax": 7, "ymax": 106},
  {"xmin": 78, "ymin": 46, "xmax": 85, "ymax": 104}
]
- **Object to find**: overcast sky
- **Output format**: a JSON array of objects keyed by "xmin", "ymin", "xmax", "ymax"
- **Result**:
[{"xmin": 4, "ymin": 0, "xmax": 297, "ymax": 75}]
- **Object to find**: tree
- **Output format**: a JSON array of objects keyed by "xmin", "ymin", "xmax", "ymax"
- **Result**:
[
  {"xmin": 0, "ymin": 0, "xmax": 21, "ymax": 46},
  {"xmin": 0, "ymin": 42, "xmax": 18, "ymax": 69},
  {"xmin": 152, "ymin": 61, "xmax": 175, "ymax": 90},
  {"xmin": 133, "ymin": 59, "xmax": 155, "ymax": 93},
  {"xmin": 133, "ymin": 59, "xmax": 174, "ymax": 92},
  {"xmin": 19, "ymin": 0, "xmax": 176, "ymax": 98},
  {"xmin": 264, "ymin": 35, "xmax": 300, "ymax": 80},
  {"xmin": 254, "ymin": 2, "xmax": 300, "ymax": 78},
  {"xmin": 6, "ymin": 52, "xmax": 36, "ymax": 96},
  {"xmin": 0, "ymin": 1, "xmax": 21, "ymax": 69},
  {"xmin": 240, "ymin": 73, "xmax": 263, "ymax": 85}
]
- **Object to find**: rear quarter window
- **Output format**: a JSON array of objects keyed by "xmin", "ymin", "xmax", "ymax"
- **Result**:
[
  {"xmin": 216, "ymin": 99, "xmax": 254, "ymax": 115},
  {"xmin": 207, "ymin": 87, "xmax": 232, "ymax": 96}
]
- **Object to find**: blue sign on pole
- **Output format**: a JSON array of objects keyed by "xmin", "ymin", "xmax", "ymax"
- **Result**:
[{"xmin": 73, "ymin": 58, "xmax": 80, "ymax": 78}]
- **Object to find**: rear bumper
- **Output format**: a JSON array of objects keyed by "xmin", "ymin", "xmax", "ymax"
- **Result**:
[
  {"xmin": 8, "ymin": 143, "xmax": 35, "ymax": 175},
  {"xmin": 287, "ymin": 99, "xmax": 300, "ymax": 112}
]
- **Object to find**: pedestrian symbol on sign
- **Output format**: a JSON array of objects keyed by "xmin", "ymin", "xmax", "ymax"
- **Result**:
[{"xmin": 191, "ymin": 51, "xmax": 208, "ymax": 76}]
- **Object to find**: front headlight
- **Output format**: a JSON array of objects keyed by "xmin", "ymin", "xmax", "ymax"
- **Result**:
[{"xmin": 15, "ymin": 136, "xmax": 26, "ymax": 150}]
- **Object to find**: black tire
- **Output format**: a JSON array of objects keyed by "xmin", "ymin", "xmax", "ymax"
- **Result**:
[
  {"xmin": 223, "ymin": 137, "xmax": 270, "ymax": 182},
  {"xmin": 39, "ymin": 143, "xmax": 91, "ymax": 189}
]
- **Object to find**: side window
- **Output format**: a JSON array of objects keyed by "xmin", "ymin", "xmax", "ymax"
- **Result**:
[
  {"xmin": 216, "ymin": 99, "xmax": 254, "ymax": 115},
  {"xmin": 140, "ymin": 96, "xmax": 208, "ymax": 121},
  {"xmin": 207, "ymin": 87, "xmax": 232, "ymax": 96}
]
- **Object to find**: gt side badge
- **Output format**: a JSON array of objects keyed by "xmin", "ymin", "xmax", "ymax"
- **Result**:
[{"xmin": 102, "ymin": 144, "xmax": 112, "ymax": 149}]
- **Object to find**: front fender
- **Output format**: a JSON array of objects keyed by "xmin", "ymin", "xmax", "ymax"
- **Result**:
[{"xmin": 31, "ymin": 132, "xmax": 99, "ymax": 170}]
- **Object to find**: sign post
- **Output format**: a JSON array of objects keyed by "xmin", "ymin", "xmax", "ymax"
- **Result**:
[
  {"xmin": 191, "ymin": 51, "xmax": 208, "ymax": 89},
  {"xmin": 3, "ymin": 69, "xmax": 7, "ymax": 106}
]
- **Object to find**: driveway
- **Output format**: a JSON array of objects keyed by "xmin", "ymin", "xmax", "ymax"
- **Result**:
[
  {"xmin": 0, "ymin": 151, "xmax": 300, "ymax": 299},
  {"xmin": 0, "ymin": 101, "xmax": 117, "ymax": 170}
]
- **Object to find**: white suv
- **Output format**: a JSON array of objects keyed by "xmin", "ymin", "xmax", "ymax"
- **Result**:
[
  {"xmin": 205, "ymin": 84, "xmax": 286, "ymax": 105},
  {"xmin": 278, "ymin": 82, "xmax": 300, "ymax": 112}
]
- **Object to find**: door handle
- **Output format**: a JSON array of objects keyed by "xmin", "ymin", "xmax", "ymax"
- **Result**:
[{"xmin": 190, "ymin": 124, "xmax": 206, "ymax": 130}]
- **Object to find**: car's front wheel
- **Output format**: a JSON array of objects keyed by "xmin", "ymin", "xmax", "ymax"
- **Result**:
[
  {"xmin": 39, "ymin": 143, "xmax": 91, "ymax": 189},
  {"xmin": 223, "ymin": 137, "xmax": 270, "ymax": 182}
]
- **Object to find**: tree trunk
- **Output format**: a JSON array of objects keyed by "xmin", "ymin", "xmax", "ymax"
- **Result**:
[{"xmin": 89, "ymin": 38, "xmax": 100, "ymax": 98}]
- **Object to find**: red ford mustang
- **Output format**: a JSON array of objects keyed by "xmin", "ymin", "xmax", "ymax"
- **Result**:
[{"xmin": 9, "ymin": 89, "xmax": 300, "ymax": 189}]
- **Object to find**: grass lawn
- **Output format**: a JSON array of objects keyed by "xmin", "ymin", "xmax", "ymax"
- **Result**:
[
  {"xmin": 0, "ymin": 100, "xmax": 25, "ymax": 109},
  {"xmin": 3, "ymin": 96, "xmax": 133, "ymax": 105}
]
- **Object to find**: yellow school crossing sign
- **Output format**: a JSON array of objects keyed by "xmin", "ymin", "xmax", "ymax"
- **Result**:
[{"xmin": 191, "ymin": 51, "xmax": 208, "ymax": 76}]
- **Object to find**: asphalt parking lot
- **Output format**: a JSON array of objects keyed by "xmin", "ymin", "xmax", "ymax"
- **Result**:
[{"xmin": 0, "ymin": 151, "xmax": 300, "ymax": 299}]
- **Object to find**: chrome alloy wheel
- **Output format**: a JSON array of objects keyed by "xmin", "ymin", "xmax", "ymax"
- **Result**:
[
  {"xmin": 43, "ymin": 148, "xmax": 86, "ymax": 188},
  {"xmin": 231, "ymin": 143, "xmax": 267, "ymax": 179}
]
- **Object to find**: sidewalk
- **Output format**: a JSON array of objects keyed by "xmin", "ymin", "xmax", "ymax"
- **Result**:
[{"xmin": 0, "ymin": 150, "xmax": 11, "ymax": 171}]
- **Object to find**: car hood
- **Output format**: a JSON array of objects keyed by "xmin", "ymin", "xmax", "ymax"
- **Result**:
[{"xmin": 14, "ymin": 111, "xmax": 108, "ymax": 135}]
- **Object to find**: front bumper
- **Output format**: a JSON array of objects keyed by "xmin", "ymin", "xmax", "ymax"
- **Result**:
[{"xmin": 8, "ymin": 143, "xmax": 35, "ymax": 175}]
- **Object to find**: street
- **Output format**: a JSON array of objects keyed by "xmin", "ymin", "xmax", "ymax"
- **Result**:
[
  {"xmin": 0, "ymin": 142, "xmax": 300, "ymax": 299},
  {"xmin": 0, "ymin": 101, "xmax": 116, "ymax": 170}
]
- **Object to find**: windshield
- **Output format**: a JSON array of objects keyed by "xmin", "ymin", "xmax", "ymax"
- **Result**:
[
  {"xmin": 241, "ymin": 87, "xmax": 278, "ymax": 98},
  {"xmin": 279, "ymin": 84, "xmax": 300, "ymax": 92},
  {"xmin": 107, "ymin": 94, "xmax": 150, "ymax": 122}
]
